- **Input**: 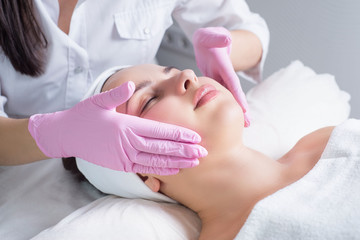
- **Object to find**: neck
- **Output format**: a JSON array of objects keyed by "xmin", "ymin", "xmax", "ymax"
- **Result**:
[
  {"xmin": 195, "ymin": 146, "xmax": 288, "ymax": 240},
  {"xmin": 196, "ymin": 126, "xmax": 333, "ymax": 240},
  {"xmin": 160, "ymin": 127, "xmax": 333, "ymax": 240}
]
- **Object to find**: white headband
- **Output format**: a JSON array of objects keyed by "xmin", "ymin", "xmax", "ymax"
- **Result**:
[{"xmin": 76, "ymin": 65, "xmax": 176, "ymax": 203}]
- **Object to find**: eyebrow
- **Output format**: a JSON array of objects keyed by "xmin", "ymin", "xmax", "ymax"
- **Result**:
[
  {"xmin": 134, "ymin": 80, "xmax": 152, "ymax": 93},
  {"xmin": 163, "ymin": 66, "xmax": 175, "ymax": 74}
]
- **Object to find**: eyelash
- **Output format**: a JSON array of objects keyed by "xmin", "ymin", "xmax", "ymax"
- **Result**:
[{"xmin": 141, "ymin": 96, "xmax": 157, "ymax": 114}]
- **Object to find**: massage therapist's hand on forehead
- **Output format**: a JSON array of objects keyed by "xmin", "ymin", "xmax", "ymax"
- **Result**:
[{"xmin": 0, "ymin": 0, "xmax": 267, "ymax": 175}]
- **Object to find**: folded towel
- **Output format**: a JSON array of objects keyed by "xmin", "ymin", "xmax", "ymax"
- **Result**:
[{"xmin": 236, "ymin": 119, "xmax": 360, "ymax": 240}]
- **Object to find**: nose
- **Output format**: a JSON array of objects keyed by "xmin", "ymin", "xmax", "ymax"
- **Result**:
[{"xmin": 175, "ymin": 69, "xmax": 198, "ymax": 95}]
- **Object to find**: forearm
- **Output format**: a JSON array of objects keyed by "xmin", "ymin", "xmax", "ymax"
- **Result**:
[
  {"xmin": 0, "ymin": 116, "xmax": 48, "ymax": 165},
  {"xmin": 230, "ymin": 30, "xmax": 263, "ymax": 72}
]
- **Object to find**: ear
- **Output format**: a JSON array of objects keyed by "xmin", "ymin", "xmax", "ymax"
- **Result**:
[{"xmin": 137, "ymin": 174, "xmax": 161, "ymax": 192}]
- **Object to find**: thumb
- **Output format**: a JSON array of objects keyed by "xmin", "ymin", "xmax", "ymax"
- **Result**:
[{"xmin": 91, "ymin": 81, "xmax": 135, "ymax": 110}]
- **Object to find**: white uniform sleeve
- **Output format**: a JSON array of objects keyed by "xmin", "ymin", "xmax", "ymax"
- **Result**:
[
  {"xmin": 0, "ymin": 81, "xmax": 8, "ymax": 117},
  {"xmin": 172, "ymin": 0, "xmax": 269, "ymax": 83}
]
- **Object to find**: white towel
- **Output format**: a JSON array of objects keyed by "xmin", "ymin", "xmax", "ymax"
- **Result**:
[{"xmin": 236, "ymin": 119, "xmax": 360, "ymax": 240}]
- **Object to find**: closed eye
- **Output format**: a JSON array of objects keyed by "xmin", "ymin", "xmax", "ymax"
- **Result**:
[{"xmin": 141, "ymin": 96, "xmax": 157, "ymax": 114}]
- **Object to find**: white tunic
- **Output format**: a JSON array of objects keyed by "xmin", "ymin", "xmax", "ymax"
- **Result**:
[{"xmin": 0, "ymin": 0, "xmax": 269, "ymax": 118}]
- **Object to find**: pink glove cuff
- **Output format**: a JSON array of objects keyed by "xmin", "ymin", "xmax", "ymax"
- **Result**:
[{"xmin": 28, "ymin": 113, "xmax": 64, "ymax": 158}]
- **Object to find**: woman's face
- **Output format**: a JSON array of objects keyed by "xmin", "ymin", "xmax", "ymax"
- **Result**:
[
  {"xmin": 102, "ymin": 64, "xmax": 244, "ymax": 152},
  {"xmin": 102, "ymin": 64, "xmax": 245, "ymax": 207}
]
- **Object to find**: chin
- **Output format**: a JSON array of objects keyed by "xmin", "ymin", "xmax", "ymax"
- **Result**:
[
  {"xmin": 213, "ymin": 95, "xmax": 243, "ymax": 125},
  {"xmin": 198, "ymin": 97, "xmax": 244, "ymax": 148}
]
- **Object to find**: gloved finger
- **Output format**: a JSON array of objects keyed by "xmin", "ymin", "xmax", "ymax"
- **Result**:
[
  {"xmin": 193, "ymin": 28, "xmax": 231, "ymax": 49},
  {"xmin": 132, "ymin": 164, "xmax": 180, "ymax": 176},
  {"xmin": 231, "ymin": 91, "xmax": 251, "ymax": 128},
  {"xmin": 129, "ymin": 133, "xmax": 208, "ymax": 158},
  {"xmin": 134, "ymin": 152, "xmax": 200, "ymax": 168},
  {"xmin": 131, "ymin": 119, "xmax": 202, "ymax": 143},
  {"xmin": 228, "ymin": 88, "xmax": 250, "ymax": 127},
  {"xmin": 232, "ymin": 88, "xmax": 249, "ymax": 113},
  {"xmin": 218, "ymin": 56, "xmax": 243, "ymax": 94},
  {"xmin": 244, "ymin": 112, "xmax": 251, "ymax": 127},
  {"xmin": 217, "ymin": 56, "xmax": 249, "ymax": 112},
  {"xmin": 91, "ymin": 81, "xmax": 135, "ymax": 110}
]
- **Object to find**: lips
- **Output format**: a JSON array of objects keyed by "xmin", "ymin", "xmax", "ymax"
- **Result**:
[{"xmin": 194, "ymin": 84, "xmax": 219, "ymax": 109}]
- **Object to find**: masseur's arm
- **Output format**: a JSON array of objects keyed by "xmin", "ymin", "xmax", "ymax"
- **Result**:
[
  {"xmin": 1, "ymin": 83, "xmax": 207, "ymax": 175},
  {"xmin": 0, "ymin": 116, "xmax": 47, "ymax": 165},
  {"xmin": 229, "ymin": 29, "xmax": 263, "ymax": 71}
]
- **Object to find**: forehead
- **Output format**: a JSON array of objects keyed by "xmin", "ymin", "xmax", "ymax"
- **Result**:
[{"xmin": 102, "ymin": 64, "xmax": 164, "ymax": 92}]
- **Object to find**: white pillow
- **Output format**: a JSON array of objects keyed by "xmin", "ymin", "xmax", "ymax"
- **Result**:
[
  {"xmin": 33, "ymin": 196, "xmax": 201, "ymax": 240},
  {"xmin": 243, "ymin": 60, "xmax": 350, "ymax": 158}
]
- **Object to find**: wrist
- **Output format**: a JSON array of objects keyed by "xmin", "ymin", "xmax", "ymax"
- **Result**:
[
  {"xmin": 28, "ymin": 113, "xmax": 62, "ymax": 158},
  {"xmin": 229, "ymin": 30, "xmax": 263, "ymax": 71}
]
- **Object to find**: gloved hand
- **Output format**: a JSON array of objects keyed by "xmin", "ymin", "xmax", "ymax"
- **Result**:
[
  {"xmin": 193, "ymin": 27, "xmax": 250, "ymax": 127},
  {"xmin": 28, "ymin": 81, "xmax": 207, "ymax": 175}
]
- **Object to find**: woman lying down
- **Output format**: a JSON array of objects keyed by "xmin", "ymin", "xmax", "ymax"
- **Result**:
[{"xmin": 74, "ymin": 64, "xmax": 360, "ymax": 240}]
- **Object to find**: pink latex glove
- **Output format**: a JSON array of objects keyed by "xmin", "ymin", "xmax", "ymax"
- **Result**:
[
  {"xmin": 28, "ymin": 81, "xmax": 207, "ymax": 175},
  {"xmin": 193, "ymin": 27, "xmax": 250, "ymax": 127}
]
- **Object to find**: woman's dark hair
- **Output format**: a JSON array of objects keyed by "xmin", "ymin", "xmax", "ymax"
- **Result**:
[
  {"xmin": 0, "ymin": 0, "xmax": 48, "ymax": 76},
  {"xmin": 62, "ymin": 157, "xmax": 87, "ymax": 182}
]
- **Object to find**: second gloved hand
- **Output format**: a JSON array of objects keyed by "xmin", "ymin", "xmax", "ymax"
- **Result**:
[
  {"xmin": 28, "ymin": 81, "xmax": 207, "ymax": 175},
  {"xmin": 193, "ymin": 27, "xmax": 250, "ymax": 127}
]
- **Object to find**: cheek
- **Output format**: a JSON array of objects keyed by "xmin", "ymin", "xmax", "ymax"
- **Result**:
[{"xmin": 143, "ymin": 98, "xmax": 196, "ymax": 129}]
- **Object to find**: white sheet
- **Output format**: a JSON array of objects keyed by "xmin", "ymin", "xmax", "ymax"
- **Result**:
[
  {"xmin": 0, "ymin": 61, "xmax": 351, "ymax": 239},
  {"xmin": 236, "ymin": 119, "xmax": 360, "ymax": 239},
  {"xmin": 0, "ymin": 160, "xmax": 104, "ymax": 240}
]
